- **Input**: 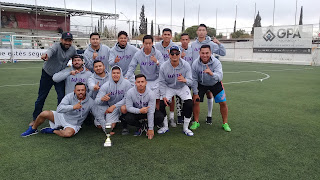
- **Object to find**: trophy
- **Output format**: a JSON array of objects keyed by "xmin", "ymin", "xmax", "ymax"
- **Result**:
[{"xmin": 104, "ymin": 123, "xmax": 112, "ymax": 147}]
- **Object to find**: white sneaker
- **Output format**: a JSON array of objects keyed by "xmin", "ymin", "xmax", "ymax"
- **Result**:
[
  {"xmin": 183, "ymin": 129, "xmax": 194, "ymax": 136},
  {"xmin": 169, "ymin": 118, "xmax": 177, "ymax": 128},
  {"xmin": 157, "ymin": 127, "xmax": 169, "ymax": 134}
]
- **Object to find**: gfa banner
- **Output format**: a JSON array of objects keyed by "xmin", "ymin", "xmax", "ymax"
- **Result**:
[{"xmin": 253, "ymin": 25, "xmax": 313, "ymax": 54}]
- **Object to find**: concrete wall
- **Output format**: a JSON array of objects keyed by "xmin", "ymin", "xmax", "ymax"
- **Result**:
[{"xmin": 220, "ymin": 41, "xmax": 320, "ymax": 66}]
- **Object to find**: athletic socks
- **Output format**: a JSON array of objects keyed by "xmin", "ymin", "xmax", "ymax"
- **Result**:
[
  {"xmin": 183, "ymin": 117, "xmax": 191, "ymax": 131},
  {"xmin": 163, "ymin": 116, "xmax": 169, "ymax": 128},
  {"xmin": 207, "ymin": 98, "xmax": 213, "ymax": 117},
  {"xmin": 169, "ymin": 111, "xmax": 174, "ymax": 120}
]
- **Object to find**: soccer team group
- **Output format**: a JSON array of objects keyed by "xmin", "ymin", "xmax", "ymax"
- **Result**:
[{"xmin": 21, "ymin": 24, "xmax": 231, "ymax": 140}]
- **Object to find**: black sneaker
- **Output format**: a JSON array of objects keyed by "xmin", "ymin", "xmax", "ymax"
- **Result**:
[
  {"xmin": 177, "ymin": 116, "xmax": 184, "ymax": 124},
  {"xmin": 206, "ymin": 116, "xmax": 212, "ymax": 125},
  {"xmin": 134, "ymin": 128, "xmax": 143, "ymax": 136},
  {"xmin": 122, "ymin": 128, "xmax": 129, "ymax": 135}
]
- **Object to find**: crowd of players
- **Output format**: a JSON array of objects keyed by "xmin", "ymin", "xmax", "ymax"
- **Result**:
[{"xmin": 21, "ymin": 24, "xmax": 231, "ymax": 140}]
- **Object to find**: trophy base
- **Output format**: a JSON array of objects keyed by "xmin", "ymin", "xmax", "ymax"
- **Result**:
[{"xmin": 103, "ymin": 142, "xmax": 112, "ymax": 147}]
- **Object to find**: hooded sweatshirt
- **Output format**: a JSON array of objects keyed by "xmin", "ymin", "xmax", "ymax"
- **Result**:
[
  {"xmin": 125, "ymin": 46, "xmax": 164, "ymax": 81},
  {"xmin": 158, "ymin": 59, "xmax": 193, "ymax": 97},
  {"xmin": 191, "ymin": 36, "xmax": 226, "ymax": 60},
  {"xmin": 178, "ymin": 44, "xmax": 194, "ymax": 66},
  {"xmin": 43, "ymin": 42, "xmax": 77, "ymax": 76},
  {"xmin": 52, "ymin": 66, "xmax": 92, "ymax": 94},
  {"xmin": 56, "ymin": 92, "xmax": 94, "ymax": 126},
  {"xmin": 87, "ymin": 70, "xmax": 108, "ymax": 100},
  {"xmin": 95, "ymin": 66, "xmax": 133, "ymax": 108},
  {"xmin": 191, "ymin": 55, "xmax": 223, "ymax": 95},
  {"xmin": 155, "ymin": 40, "xmax": 177, "ymax": 61},
  {"xmin": 125, "ymin": 86, "xmax": 156, "ymax": 130},
  {"xmin": 84, "ymin": 44, "xmax": 110, "ymax": 72},
  {"xmin": 108, "ymin": 43, "xmax": 139, "ymax": 76}
]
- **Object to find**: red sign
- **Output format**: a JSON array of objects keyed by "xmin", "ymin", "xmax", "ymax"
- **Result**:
[{"xmin": 1, "ymin": 11, "xmax": 70, "ymax": 31}]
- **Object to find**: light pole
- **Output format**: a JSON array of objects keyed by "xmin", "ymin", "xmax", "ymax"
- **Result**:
[{"xmin": 120, "ymin": 12, "xmax": 131, "ymax": 39}]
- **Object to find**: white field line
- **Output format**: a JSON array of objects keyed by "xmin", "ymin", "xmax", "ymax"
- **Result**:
[
  {"xmin": 0, "ymin": 67, "xmax": 41, "ymax": 70},
  {"xmin": 0, "ymin": 68, "xmax": 313, "ymax": 88}
]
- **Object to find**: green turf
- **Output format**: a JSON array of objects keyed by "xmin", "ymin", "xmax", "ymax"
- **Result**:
[{"xmin": 0, "ymin": 61, "xmax": 319, "ymax": 179}]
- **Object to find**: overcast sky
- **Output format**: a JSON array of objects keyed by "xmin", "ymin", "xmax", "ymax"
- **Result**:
[{"xmin": 2, "ymin": 0, "xmax": 320, "ymax": 34}]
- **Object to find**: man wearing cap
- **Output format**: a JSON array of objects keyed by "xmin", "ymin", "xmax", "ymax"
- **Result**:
[
  {"xmin": 30, "ymin": 32, "xmax": 77, "ymax": 126},
  {"xmin": 158, "ymin": 46, "xmax": 194, "ymax": 136}
]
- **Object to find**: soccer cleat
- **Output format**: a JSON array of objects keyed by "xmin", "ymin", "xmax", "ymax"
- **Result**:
[
  {"xmin": 177, "ymin": 116, "xmax": 184, "ymax": 125},
  {"xmin": 206, "ymin": 116, "xmax": 212, "ymax": 125},
  {"xmin": 121, "ymin": 128, "xmax": 129, "ymax": 135},
  {"xmin": 40, "ymin": 127, "xmax": 56, "ymax": 134},
  {"xmin": 183, "ymin": 129, "xmax": 194, "ymax": 136},
  {"xmin": 134, "ymin": 128, "xmax": 143, "ymax": 136},
  {"xmin": 169, "ymin": 118, "xmax": 177, "ymax": 127},
  {"xmin": 21, "ymin": 126, "xmax": 38, "ymax": 137},
  {"xmin": 222, "ymin": 123, "xmax": 231, "ymax": 132},
  {"xmin": 157, "ymin": 127, "xmax": 169, "ymax": 134},
  {"xmin": 190, "ymin": 121, "xmax": 200, "ymax": 130}
]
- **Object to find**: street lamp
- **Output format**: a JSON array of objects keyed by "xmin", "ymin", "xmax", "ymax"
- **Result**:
[{"xmin": 120, "ymin": 12, "xmax": 131, "ymax": 39}]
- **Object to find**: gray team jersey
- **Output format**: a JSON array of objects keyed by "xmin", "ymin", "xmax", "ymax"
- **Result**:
[
  {"xmin": 191, "ymin": 36, "xmax": 226, "ymax": 60},
  {"xmin": 84, "ymin": 44, "xmax": 110, "ymax": 72},
  {"xmin": 155, "ymin": 40, "xmax": 177, "ymax": 61},
  {"xmin": 95, "ymin": 66, "xmax": 133, "ymax": 107},
  {"xmin": 108, "ymin": 43, "xmax": 139, "ymax": 76},
  {"xmin": 56, "ymin": 92, "xmax": 94, "ymax": 126},
  {"xmin": 125, "ymin": 86, "xmax": 156, "ymax": 130},
  {"xmin": 52, "ymin": 66, "xmax": 92, "ymax": 94},
  {"xmin": 158, "ymin": 58, "xmax": 193, "ymax": 97},
  {"xmin": 125, "ymin": 46, "xmax": 164, "ymax": 81},
  {"xmin": 87, "ymin": 70, "xmax": 108, "ymax": 100},
  {"xmin": 191, "ymin": 55, "xmax": 223, "ymax": 95},
  {"xmin": 178, "ymin": 45, "xmax": 193, "ymax": 66}
]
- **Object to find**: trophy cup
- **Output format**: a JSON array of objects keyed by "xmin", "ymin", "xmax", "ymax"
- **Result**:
[{"xmin": 104, "ymin": 123, "xmax": 112, "ymax": 147}]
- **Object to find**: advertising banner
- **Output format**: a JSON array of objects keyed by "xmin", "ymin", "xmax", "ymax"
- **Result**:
[
  {"xmin": 1, "ymin": 11, "xmax": 70, "ymax": 31},
  {"xmin": 253, "ymin": 25, "xmax": 313, "ymax": 54},
  {"xmin": 0, "ymin": 49, "xmax": 47, "ymax": 60}
]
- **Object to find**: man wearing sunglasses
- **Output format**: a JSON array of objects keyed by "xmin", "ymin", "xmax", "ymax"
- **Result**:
[{"xmin": 158, "ymin": 46, "xmax": 194, "ymax": 136}]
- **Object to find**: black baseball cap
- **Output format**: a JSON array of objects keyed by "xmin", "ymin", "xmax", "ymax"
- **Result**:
[{"xmin": 61, "ymin": 32, "xmax": 73, "ymax": 40}]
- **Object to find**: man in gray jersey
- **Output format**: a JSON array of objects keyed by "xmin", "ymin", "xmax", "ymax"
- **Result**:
[
  {"xmin": 191, "ymin": 24, "xmax": 226, "ymax": 125},
  {"xmin": 125, "ymin": 35, "xmax": 164, "ymax": 111},
  {"xmin": 124, "ymin": 74, "xmax": 164, "ymax": 139},
  {"xmin": 53, "ymin": 55, "xmax": 92, "ymax": 95},
  {"xmin": 155, "ymin": 28, "xmax": 177, "ymax": 127},
  {"xmin": 191, "ymin": 45, "xmax": 231, "ymax": 132},
  {"xmin": 158, "ymin": 46, "xmax": 194, "ymax": 136},
  {"xmin": 31, "ymin": 32, "xmax": 77, "ymax": 126},
  {"xmin": 87, "ymin": 60, "xmax": 108, "ymax": 128},
  {"xmin": 84, "ymin": 32, "xmax": 110, "ymax": 72},
  {"xmin": 109, "ymin": 31, "xmax": 139, "ymax": 84},
  {"xmin": 21, "ymin": 82, "xmax": 94, "ymax": 137}
]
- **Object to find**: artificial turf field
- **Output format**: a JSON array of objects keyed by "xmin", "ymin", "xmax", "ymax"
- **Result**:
[{"xmin": 0, "ymin": 61, "xmax": 319, "ymax": 179}]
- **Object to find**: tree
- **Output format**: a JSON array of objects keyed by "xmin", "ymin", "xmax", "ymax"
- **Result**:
[
  {"xmin": 251, "ymin": 11, "xmax": 261, "ymax": 35},
  {"xmin": 184, "ymin": 25, "xmax": 216, "ymax": 39},
  {"xmin": 145, "ymin": 18, "xmax": 148, "ymax": 35},
  {"xmin": 299, "ymin": 6, "xmax": 303, "ymax": 25},
  {"xmin": 139, "ymin": 5, "xmax": 147, "ymax": 34},
  {"xmin": 151, "ymin": 20, "xmax": 154, "ymax": 37},
  {"xmin": 132, "ymin": 21, "xmax": 135, "ymax": 37},
  {"xmin": 182, "ymin": 18, "xmax": 185, "ymax": 32},
  {"xmin": 158, "ymin": 25, "xmax": 160, "ymax": 35},
  {"xmin": 231, "ymin": 29, "xmax": 250, "ymax": 38},
  {"xmin": 216, "ymin": 33, "xmax": 223, "ymax": 39}
]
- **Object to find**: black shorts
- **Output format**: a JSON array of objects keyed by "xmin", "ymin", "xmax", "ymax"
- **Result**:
[{"xmin": 198, "ymin": 82, "xmax": 225, "ymax": 102}]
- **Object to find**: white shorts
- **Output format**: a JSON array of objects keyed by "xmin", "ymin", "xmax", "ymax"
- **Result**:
[
  {"xmin": 165, "ymin": 85, "xmax": 192, "ymax": 102},
  {"xmin": 147, "ymin": 79, "xmax": 161, "ymax": 99},
  {"xmin": 50, "ymin": 111, "xmax": 81, "ymax": 135}
]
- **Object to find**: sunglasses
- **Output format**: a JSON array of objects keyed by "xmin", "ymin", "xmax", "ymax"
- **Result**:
[{"xmin": 170, "ymin": 52, "xmax": 180, "ymax": 56}]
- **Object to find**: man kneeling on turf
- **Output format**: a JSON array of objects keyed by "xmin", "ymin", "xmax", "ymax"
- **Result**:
[
  {"xmin": 21, "ymin": 82, "xmax": 94, "ymax": 137},
  {"xmin": 124, "ymin": 74, "xmax": 164, "ymax": 139},
  {"xmin": 191, "ymin": 45, "xmax": 231, "ymax": 132}
]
